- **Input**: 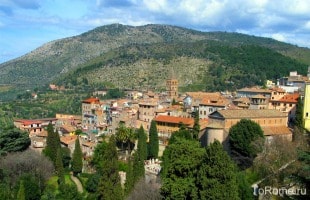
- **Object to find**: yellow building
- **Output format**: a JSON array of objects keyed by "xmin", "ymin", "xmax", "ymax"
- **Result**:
[{"xmin": 303, "ymin": 81, "xmax": 310, "ymax": 131}]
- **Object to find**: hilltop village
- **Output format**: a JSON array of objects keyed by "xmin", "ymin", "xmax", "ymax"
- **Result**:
[
  {"xmin": 8, "ymin": 69, "xmax": 310, "ymax": 198},
  {"xmin": 15, "ymin": 70, "xmax": 306, "ymax": 154}
]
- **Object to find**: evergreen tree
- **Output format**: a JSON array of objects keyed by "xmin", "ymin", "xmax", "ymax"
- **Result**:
[
  {"xmin": 192, "ymin": 110, "xmax": 200, "ymax": 139},
  {"xmin": 0, "ymin": 128, "xmax": 31, "ymax": 154},
  {"xmin": 148, "ymin": 121, "xmax": 159, "ymax": 159},
  {"xmin": 71, "ymin": 138, "xmax": 83, "ymax": 176},
  {"xmin": 97, "ymin": 136, "xmax": 123, "ymax": 200},
  {"xmin": 137, "ymin": 126, "xmax": 147, "ymax": 161},
  {"xmin": 43, "ymin": 123, "xmax": 61, "ymax": 164},
  {"xmin": 197, "ymin": 140, "xmax": 239, "ymax": 200},
  {"xmin": 125, "ymin": 158, "xmax": 134, "ymax": 195},
  {"xmin": 294, "ymin": 97, "xmax": 303, "ymax": 129},
  {"xmin": 169, "ymin": 128, "xmax": 193, "ymax": 145},
  {"xmin": 229, "ymin": 119, "xmax": 265, "ymax": 168},
  {"xmin": 16, "ymin": 180, "xmax": 25, "ymax": 200},
  {"xmin": 133, "ymin": 151, "xmax": 144, "ymax": 183},
  {"xmin": 56, "ymin": 148, "xmax": 65, "ymax": 185},
  {"xmin": 161, "ymin": 138, "xmax": 205, "ymax": 199}
]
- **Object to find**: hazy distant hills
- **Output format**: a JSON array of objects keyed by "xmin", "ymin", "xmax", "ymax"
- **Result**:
[{"xmin": 0, "ymin": 23, "xmax": 310, "ymax": 93}]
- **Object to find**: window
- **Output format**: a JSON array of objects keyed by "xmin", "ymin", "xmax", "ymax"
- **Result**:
[{"xmin": 306, "ymin": 113, "xmax": 309, "ymax": 117}]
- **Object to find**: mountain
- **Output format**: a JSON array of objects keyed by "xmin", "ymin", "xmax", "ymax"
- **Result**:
[{"xmin": 0, "ymin": 24, "xmax": 309, "ymax": 96}]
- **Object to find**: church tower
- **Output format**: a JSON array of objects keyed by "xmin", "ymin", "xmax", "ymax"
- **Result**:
[{"xmin": 166, "ymin": 78, "xmax": 178, "ymax": 101}]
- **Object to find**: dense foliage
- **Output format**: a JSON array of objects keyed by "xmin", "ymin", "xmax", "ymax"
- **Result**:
[
  {"xmin": 229, "ymin": 119, "xmax": 265, "ymax": 169},
  {"xmin": 161, "ymin": 138, "xmax": 239, "ymax": 199},
  {"xmin": 0, "ymin": 127, "xmax": 30, "ymax": 154}
]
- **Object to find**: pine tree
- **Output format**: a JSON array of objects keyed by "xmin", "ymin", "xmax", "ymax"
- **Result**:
[
  {"xmin": 71, "ymin": 138, "xmax": 83, "ymax": 176},
  {"xmin": 43, "ymin": 123, "xmax": 61, "ymax": 164},
  {"xmin": 97, "ymin": 136, "xmax": 123, "ymax": 200},
  {"xmin": 148, "ymin": 121, "xmax": 159, "ymax": 159},
  {"xmin": 56, "ymin": 148, "xmax": 65, "ymax": 185},
  {"xmin": 17, "ymin": 180, "xmax": 25, "ymax": 200}
]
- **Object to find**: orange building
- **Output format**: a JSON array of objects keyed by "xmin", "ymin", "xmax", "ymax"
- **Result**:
[{"xmin": 154, "ymin": 115, "xmax": 194, "ymax": 145}]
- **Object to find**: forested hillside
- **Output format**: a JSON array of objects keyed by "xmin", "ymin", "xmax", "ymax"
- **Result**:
[{"xmin": 0, "ymin": 24, "xmax": 309, "ymax": 100}]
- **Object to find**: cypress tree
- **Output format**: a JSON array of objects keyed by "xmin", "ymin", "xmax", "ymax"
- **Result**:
[
  {"xmin": 137, "ymin": 125, "xmax": 147, "ymax": 161},
  {"xmin": 17, "ymin": 180, "xmax": 25, "ymax": 200},
  {"xmin": 125, "ymin": 158, "xmax": 134, "ymax": 195},
  {"xmin": 56, "ymin": 148, "xmax": 65, "ymax": 185},
  {"xmin": 192, "ymin": 110, "xmax": 200, "ymax": 139},
  {"xmin": 97, "ymin": 136, "xmax": 123, "ymax": 200},
  {"xmin": 44, "ymin": 123, "xmax": 61, "ymax": 164},
  {"xmin": 148, "ymin": 120, "xmax": 159, "ymax": 159},
  {"xmin": 71, "ymin": 138, "xmax": 83, "ymax": 176}
]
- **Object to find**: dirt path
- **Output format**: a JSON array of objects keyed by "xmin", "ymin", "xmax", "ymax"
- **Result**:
[{"xmin": 70, "ymin": 174, "xmax": 83, "ymax": 193}]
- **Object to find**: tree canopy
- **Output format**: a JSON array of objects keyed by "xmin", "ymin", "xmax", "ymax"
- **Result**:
[
  {"xmin": 0, "ymin": 128, "xmax": 30, "ymax": 155},
  {"xmin": 229, "ymin": 119, "xmax": 265, "ymax": 168},
  {"xmin": 161, "ymin": 138, "xmax": 239, "ymax": 199}
]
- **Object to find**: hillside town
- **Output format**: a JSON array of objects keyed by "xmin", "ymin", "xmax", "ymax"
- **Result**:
[
  {"xmin": 7, "ymin": 68, "xmax": 310, "ymax": 199},
  {"xmin": 13, "ymin": 70, "xmax": 306, "ymax": 155}
]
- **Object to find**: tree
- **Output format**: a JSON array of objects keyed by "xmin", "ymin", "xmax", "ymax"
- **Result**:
[
  {"xmin": 148, "ymin": 121, "xmax": 159, "ymax": 159},
  {"xmin": 0, "ymin": 149, "xmax": 54, "ymax": 191},
  {"xmin": 115, "ymin": 123, "xmax": 129, "ymax": 151},
  {"xmin": 137, "ymin": 126, "xmax": 147, "ymax": 161},
  {"xmin": 97, "ymin": 136, "xmax": 123, "ymax": 200},
  {"xmin": 0, "ymin": 128, "xmax": 30, "ymax": 154},
  {"xmin": 55, "ymin": 148, "xmax": 65, "ymax": 185},
  {"xmin": 197, "ymin": 140, "xmax": 239, "ymax": 200},
  {"xmin": 294, "ymin": 97, "xmax": 303, "ymax": 129},
  {"xmin": 168, "ymin": 127, "xmax": 193, "ymax": 145},
  {"xmin": 61, "ymin": 147, "xmax": 71, "ymax": 169},
  {"xmin": 71, "ymin": 138, "xmax": 83, "ymax": 176},
  {"xmin": 229, "ymin": 119, "xmax": 265, "ymax": 168},
  {"xmin": 125, "ymin": 158, "xmax": 134, "ymax": 195},
  {"xmin": 16, "ymin": 181, "xmax": 25, "ymax": 200},
  {"xmin": 192, "ymin": 110, "xmax": 200, "ymax": 139},
  {"xmin": 43, "ymin": 123, "xmax": 61, "ymax": 164},
  {"xmin": 91, "ymin": 141, "xmax": 107, "ymax": 173},
  {"xmin": 161, "ymin": 138, "xmax": 205, "ymax": 199}
]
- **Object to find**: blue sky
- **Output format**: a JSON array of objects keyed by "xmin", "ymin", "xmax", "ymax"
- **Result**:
[{"xmin": 1, "ymin": 0, "xmax": 310, "ymax": 63}]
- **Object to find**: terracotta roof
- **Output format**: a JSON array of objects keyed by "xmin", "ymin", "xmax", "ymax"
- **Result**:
[
  {"xmin": 237, "ymin": 87, "xmax": 271, "ymax": 94},
  {"xmin": 270, "ymin": 93, "xmax": 299, "ymax": 103},
  {"xmin": 185, "ymin": 92, "xmax": 221, "ymax": 100},
  {"xmin": 138, "ymin": 100, "xmax": 158, "ymax": 106},
  {"xmin": 210, "ymin": 109, "xmax": 287, "ymax": 119},
  {"xmin": 251, "ymin": 94, "xmax": 266, "ymax": 99},
  {"xmin": 270, "ymin": 87, "xmax": 286, "ymax": 93},
  {"xmin": 154, "ymin": 115, "xmax": 194, "ymax": 125},
  {"xmin": 15, "ymin": 119, "xmax": 43, "ymax": 126},
  {"xmin": 262, "ymin": 126, "xmax": 292, "ymax": 136},
  {"xmin": 233, "ymin": 97, "xmax": 251, "ymax": 104},
  {"xmin": 60, "ymin": 135, "xmax": 77, "ymax": 145},
  {"xmin": 82, "ymin": 97, "xmax": 100, "ymax": 104},
  {"xmin": 200, "ymin": 97, "xmax": 230, "ymax": 106}
]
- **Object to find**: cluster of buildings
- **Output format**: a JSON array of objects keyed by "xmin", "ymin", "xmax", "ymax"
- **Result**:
[{"xmin": 13, "ymin": 69, "xmax": 310, "ymax": 159}]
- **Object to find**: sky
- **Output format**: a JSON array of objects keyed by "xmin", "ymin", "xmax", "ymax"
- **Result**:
[{"xmin": 0, "ymin": 0, "xmax": 310, "ymax": 64}]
